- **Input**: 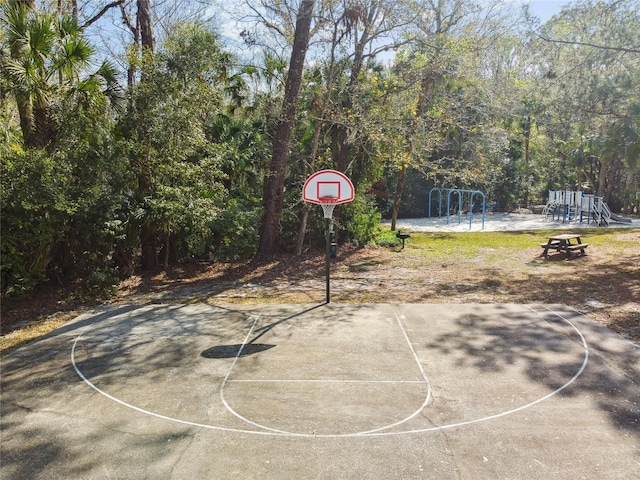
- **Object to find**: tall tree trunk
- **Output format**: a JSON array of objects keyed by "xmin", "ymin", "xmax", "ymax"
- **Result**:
[
  {"xmin": 139, "ymin": 150, "xmax": 156, "ymax": 270},
  {"xmin": 294, "ymin": 122, "xmax": 322, "ymax": 256},
  {"xmin": 391, "ymin": 164, "xmax": 407, "ymax": 231},
  {"xmin": 595, "ymin": 156, "xmax": 608, "ymax": 213},
  {"xmin": 331, "ymin": 8, "xmax": 372, "ymax": 175},
  {"xmin": 523, "ymin": 115, "xmax": 531, "ymax": 208},
  {"xmin": 257, "ymin": 0, "xmax": 315, "ymax": 258},
  {"xmin": 16, "ymin": 93, "xmax": 36, "ymax": 148},
  {"xmin": 295, "ymin": 18, "xmax": 342, "ymax": 255},
  {"xmin": 137, "ymin": 0, "xmax": 155, "ymax": 51},
  {"xmin": 136, "ymin": 0, "xmax": 157, "ymax": 270},
  {"xmin": 294, "ymin": 104, "xmax": 324, "ymax": 255},
  {"xmin": 33, "ymin": 103, "xmax": 55, "ymax": 148}
]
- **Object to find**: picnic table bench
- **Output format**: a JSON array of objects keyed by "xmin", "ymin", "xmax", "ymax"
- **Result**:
[{"xmin": 541, "ymin": 233, "xmax": 589, "ymax": 258}]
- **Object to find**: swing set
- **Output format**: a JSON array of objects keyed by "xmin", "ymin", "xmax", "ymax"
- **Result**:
[{"xmin": 428, "ymin": 188, "xmax": 486, "ymax": 230}]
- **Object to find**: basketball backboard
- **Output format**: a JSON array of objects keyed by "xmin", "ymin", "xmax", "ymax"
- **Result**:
[{"xmin": 302, "ymin": 169, "xmax": 355, "ymax": 205}]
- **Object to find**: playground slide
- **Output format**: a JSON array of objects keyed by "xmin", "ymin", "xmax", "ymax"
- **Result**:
[{"xmin": 609, "ymin": 212, "xmax": 632, "ymax": 224}]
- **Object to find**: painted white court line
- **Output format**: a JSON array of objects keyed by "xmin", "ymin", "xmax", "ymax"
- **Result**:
[
  {"xmin": 230, "ymin": 379, "xmax": 426, "ymax": 383},
  {"xmin": 71, "ymin": 305, "xmax": 589, "ymax": 438},
  {"xmin": 362, "ymin": 305, "xmax": 590, "ymax": 436},
  {"xmin": 71, "ymin": 319, "xmax": 278, "ymax": 436},
  {"xmin": 564, "ymin": 305, "xmax": 640, "ymax": 350},
  {"xmin": 216, "ymin": 306, "xmax": 432, "ymax": 436},
  {"xmin": 218, "ymin": 311, "xmax": 303, "ymax": 436},
  {"xmin": 346, "ymin": 307, "xmax": 433, "ymax": 435}
]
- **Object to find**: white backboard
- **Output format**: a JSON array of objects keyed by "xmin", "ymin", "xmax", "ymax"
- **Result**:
[{"xmin": 302, "ymin": 170, "xmax": 355, "ymax": 205}]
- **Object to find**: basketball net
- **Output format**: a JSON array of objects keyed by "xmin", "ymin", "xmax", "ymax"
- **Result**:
[{"xmin": 319, "ymin": 197, "xmax": 338, "ymax": 219}]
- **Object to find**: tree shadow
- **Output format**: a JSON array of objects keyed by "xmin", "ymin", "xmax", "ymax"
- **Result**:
[
  {"xmin": 126, "ymin": 247, "xmax": 365, "ymax": 302},
  {"xmin": 423, "ymin": 305, "xmax": 639, "ymax": 436}
]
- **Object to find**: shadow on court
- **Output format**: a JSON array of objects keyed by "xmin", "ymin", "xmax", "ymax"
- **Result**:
[
  {"xmin": 201, "ymin": 303, "xmax": 326, "ymax": 359},
  {"xmin": 1, "ymin": 303, "xmax": 638, "ymax": 479}
]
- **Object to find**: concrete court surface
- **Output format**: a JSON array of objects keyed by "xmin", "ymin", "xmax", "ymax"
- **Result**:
[{"xmin": 1, "ymin": 303, "xmax": 639, "ymax": 479}]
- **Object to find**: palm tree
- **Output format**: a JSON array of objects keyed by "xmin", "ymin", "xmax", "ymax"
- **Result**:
[{"xmin": 0, "ymin": 3, "xmax": 96, "ymax": 148}]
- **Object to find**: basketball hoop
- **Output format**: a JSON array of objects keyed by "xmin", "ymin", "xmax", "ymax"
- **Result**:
[
  {"xmin": 302, "ymin": 170, "xmax": 355, "ymax": 303},
  {"xmin": 319, "ymin": 197, "xmax": 338, "ymax": 219}
]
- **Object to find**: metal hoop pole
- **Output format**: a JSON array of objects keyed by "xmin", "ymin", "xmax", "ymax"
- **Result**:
[{"xmin": 325, "ymin": 217, "xmax": 331, "ymax": 303}]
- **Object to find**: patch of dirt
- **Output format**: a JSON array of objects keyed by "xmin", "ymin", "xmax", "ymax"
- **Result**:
[{"xmin": 2, "ymin": 233, "xmax": 639, "ymax": 351}]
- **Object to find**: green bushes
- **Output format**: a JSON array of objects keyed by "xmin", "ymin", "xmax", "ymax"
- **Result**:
[
  {"xmin": 343, "ymin": 195, "xmax": 382, "ymax": 247},
  {"xmin": 1, "ymin": 148, "xmax": 73, "ymax": 293}
]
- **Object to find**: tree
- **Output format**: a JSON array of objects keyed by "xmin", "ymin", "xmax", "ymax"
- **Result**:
[
  {"xmin": 535, "ymin": 0, "xmax": 640, "ymax": 208},
  {"xmin": 1, "ymin": 3, "xmax": 96, "ymax": 147},
  {"xmin": 327, "ymin": 0, "xmax": 416, "ymax": 179},
  {"xmin": 134, "ymin": 0, "xmax": 157, "ymax": 269},
  {"xmin": 1, "ymin": 2, "xmax": 125, "ymax": 292},
  {"xmin": 118, "ymin": 20, "xmax": 246, "ymax": 269},
  {"xmin": 525, "ymin": 0, "xmax": 640, "ymax": 55},
  {"xmin": 384, "ymin": 0, "xmax": 511, "ymax": 224},
  {"xmin": 257, "ymin": 0, "xmax": 315, "ymax": 258}
]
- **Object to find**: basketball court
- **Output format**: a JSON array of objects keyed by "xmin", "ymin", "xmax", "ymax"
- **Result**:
[
  {"xmin": 2, "ymin": 173, "xmax": 639, "ymax": 478},
  {"xmin": 2, "ymin": 302, "xmax": 639, "ymax": 479}
]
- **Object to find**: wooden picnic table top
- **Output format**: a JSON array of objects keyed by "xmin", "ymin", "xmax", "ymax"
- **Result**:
[{"xmin": 547, "ymin": 233, "xmax": 582, "ymax": 241}]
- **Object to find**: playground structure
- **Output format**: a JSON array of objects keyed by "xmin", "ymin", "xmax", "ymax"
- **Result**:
[
  {"xmin": 542, "ymin": 190, "xmax": 631, "ymax": 226},
  {"xmin": 428, "ymin": 188, "xmax": 486, "ymax": 230}
]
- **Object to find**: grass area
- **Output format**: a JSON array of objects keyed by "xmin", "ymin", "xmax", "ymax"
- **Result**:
[
  {"xmin": 0, "ymin": 313, "xmax": 78, "ymax": 356},
  {"xmin": 402, "ymin": 228, "xmax": 633, "ymax": 256}
]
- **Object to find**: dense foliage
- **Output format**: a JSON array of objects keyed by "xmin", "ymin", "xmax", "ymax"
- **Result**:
[{"xmin": 1, "ymin": 0, "xmax": 638, "ymax": 295}]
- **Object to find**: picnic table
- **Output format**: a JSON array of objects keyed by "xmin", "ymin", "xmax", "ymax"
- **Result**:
[{"xmin": 540, "ymin": 233, "xmax": 590, "ymax": 258}]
